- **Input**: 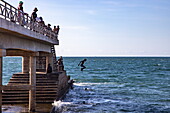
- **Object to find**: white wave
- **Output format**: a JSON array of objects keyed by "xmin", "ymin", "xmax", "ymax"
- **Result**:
[
  {"xmin": 74, "ymin": 82, "xmax": 116, "ymax": 86},
  {"xmin": 52, "ymin": 100, "xmax": 72, "ymax": 107},
  {"xmin": 52, "ymin": 100, "xmax": 73, "ymax": 112}
]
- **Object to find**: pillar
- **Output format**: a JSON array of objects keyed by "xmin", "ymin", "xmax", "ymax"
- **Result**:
[
  {"xmin": 0, "ymin": 49, "xmax": 6, "ymax": 112},
  {"xmin": 0, "ymin": 57, "xmax": 2, "ymax": 113},
  {"xmin": 29, "ymin": 56, "xmax": 36, "ymax": 111},
  {"xmin": 46, "ymin": 56, "xmax": 49, "ymax": 72},
  {"xmin": 22, "ymin": 56, "xmax": 29, "ymax": 73}
]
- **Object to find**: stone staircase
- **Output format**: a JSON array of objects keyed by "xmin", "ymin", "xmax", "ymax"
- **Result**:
[{"xmin": 2, "ymin": 73, "xmax": 59, "ymax": 104}]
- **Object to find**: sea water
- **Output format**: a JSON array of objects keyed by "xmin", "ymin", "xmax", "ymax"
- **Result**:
[{"xmin": 2, "ymin": 57, "xmax": 170, "ymax": 113}]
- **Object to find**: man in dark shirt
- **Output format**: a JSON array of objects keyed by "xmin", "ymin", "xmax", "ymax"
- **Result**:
[
  {"xmin": 47, "ymin": 63, "xmax": 52, "ymax": 74},
  {"xmin": 31, "ymin": 7, "xmax": 38, "ymax": 22},
  {"xmin": 78, "ymin": 59, "xmax": 87, "ymax": 71}
]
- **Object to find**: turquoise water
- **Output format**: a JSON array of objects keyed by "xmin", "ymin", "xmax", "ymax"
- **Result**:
[
  {"xmin": 59, "ymin": 57, "xmax": 170, "ymax": 113},
  {"xmin": 2, "ymin": 57, "xmax": 170, "ymax": 112},
  {"xmin": 2, "ymin": 57, "xmax": 22, "ymax": 85}
]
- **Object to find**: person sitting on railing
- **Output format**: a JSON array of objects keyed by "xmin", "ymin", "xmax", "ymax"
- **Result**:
[
  {"xmin": 18, "ymin": 1, "xmax": 27, "ymax": 26},
  {"xmin": 47, "ymin": 24, "xmax": 52, "ymax": 31},
  {"xmin": 53, "ymin": 25, "xmax": 60, "ymax": 39},
  {"xmin": 38, "ymin": 17, "xmax": 46, "ymax": 34},
  {"xmin": 38, "ymin": 17, "xmax": 45, "ymax": 27},
  {"xmin": 46, "ymin": 24, "xmax": 52, "ymax": 37},
  {"xmin": 30, "ymin": 7, "xmax": 38, "ymax": 31}
]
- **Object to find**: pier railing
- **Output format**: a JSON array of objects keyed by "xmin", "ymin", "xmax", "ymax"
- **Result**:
[{"xmin": 0, "ymin": 0, "xmax": 58, "ymax": 41}]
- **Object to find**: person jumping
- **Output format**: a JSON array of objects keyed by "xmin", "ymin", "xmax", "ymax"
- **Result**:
[{"xmin": 78, "ymin": 59, "xmax": 87, "ymax": 71}]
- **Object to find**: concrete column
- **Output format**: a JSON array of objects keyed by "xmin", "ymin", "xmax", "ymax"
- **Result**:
[
  {"xmin": 22, "ymin": 56, "xmax": 29, "ymax": 73},
  {"xmin": 46, "ymin": 56, "xmax": 49, "ymax": 72},
  {"xmin": 0, "ymin": 57, "xmax": 2, "ymax": 113},
  {"xmin": 0, "ymin": 49, "xmax": 5, "ymax": 112},
  {"xmin": 29, "ymin": 56, "xmax": 36, "ymax": 112}
]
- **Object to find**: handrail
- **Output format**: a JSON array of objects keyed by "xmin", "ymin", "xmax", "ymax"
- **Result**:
[{"xmin": 0, "ymin": 0, "xmax": 58, "ymax": 42}]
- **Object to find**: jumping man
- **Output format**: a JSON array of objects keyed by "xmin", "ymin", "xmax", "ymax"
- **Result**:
[{"xmin": 78, "ymin": 59, "xmax": 87, "ymax": 71}]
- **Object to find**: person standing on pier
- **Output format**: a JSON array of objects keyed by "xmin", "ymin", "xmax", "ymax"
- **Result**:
[
  {"xmin": 18, "ymin": 1, "xmax": 26, "ymax": 25},
  {"xmin": 30, "ymin": 7, "xmax": 38, "ymax": 31},
  {"xmin": 78, "ymin": 59, "xmax": 87, "ymax": 71},
  {"xmin": 31, "ymin": 7, "xmax": 38, "ymax": 22},
  {"xmin": 57, "ymin": 56, "xmax": 64, "ymax": 71}
]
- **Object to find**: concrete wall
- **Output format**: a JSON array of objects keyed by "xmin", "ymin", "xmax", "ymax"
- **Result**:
[
  {"xmin": 57, "ymin": 71, "xmax": 69, "ymax": 99},
  {"xmin": 0, "ymin": 18, "xmax": 59, "ymax": 53},
  {"xmin": 0, "ymin": 32, "xmax": 51, "ymax": 52}
]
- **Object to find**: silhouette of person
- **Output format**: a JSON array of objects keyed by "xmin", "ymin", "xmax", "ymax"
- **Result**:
[
  {"xmin": 18, "ymin": 1, "xmax": 26, "ymax": 25},
  {"xmin": 78, "ymin": 59, "xmax": 87, "ymax": 71},
  {"xmin": 31, "ymin": 7, "xmax": 38, "ymax": 22},
  {"xmin": 47, "ymin": 63, "xmax": 52, "ymax": 74},
  {"xmin": 53, "ymin": 25, "xmax": 60, "ymax": 34},
  {"xmin": 57, "ymin": 56, "xmax": 64, "ymax": 71}
]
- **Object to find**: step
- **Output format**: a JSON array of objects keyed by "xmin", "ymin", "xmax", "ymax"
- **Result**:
[
  {"xmin": 36, "ymin": 88, "xmax": 58, "ymax": 91},
  {"xmin": 11, "ymin": 76, "xmax": 59, "ymax": 80},
  {"xmin": 10, "ymin": 78, "xmax": 57, "ymax": 81},
  {"xmin": 9, "ymin": 80, "xmax": 58, "ymax": 83},
  {"xmin": 36, "ymin": 86, "xmax": 58, "ymax": 88},
  {"xmin": 3, "ymin": 85, "xmax": 58, "ymax": 90},
  {"xmin": 13, "ymin": 73, "xmax": 60, "ymax": 76},
  {"xmin": 2, "ymin": 96, "xmax": 56, "ymax": 100},
  {"xmin": 3, "ymin": 88, "xmax": 57, "ymax": 92},
  {"xmin": 2, "ymin": 100, "xmax": 54, "ymax": 104},
  {"xmin": 8, "ymin": 83, "xmax": 58, "ymax": 86},
  {"xmin": 2, "ymin": 93, "xmax": 58, "ymax": 97},
  {"xmin": 8, "ymin": 80, "xmax": 58, "ymax": 83},
  {"xmin": 12, "ymin": 75, "xmax": 52, "ymax": 78},
  {"xmin": 3, "ymin": 90, "xmax": 57, "ymax": 93}
]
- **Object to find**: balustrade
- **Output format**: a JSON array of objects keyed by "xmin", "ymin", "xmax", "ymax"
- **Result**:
[{"xmin": 0, "ymin": 0, "xmax": 58, "ymax": 41}]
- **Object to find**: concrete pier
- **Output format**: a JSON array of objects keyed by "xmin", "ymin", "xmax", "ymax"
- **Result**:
[{"xmin": 0, "ymin": 0, "xmax": 69, "ymax": 112}]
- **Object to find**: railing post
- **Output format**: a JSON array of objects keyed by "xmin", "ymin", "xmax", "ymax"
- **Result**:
[
  {"xmin": 4, "ymin": 2, "xmax": 7, "ymax": 20},
  {"xmin": 15, "ymin": 8, "xmax": 17, "ymax": 23}
]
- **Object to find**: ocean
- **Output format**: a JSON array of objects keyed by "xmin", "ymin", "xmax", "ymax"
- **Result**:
[{"xmin": 2, "ymin": 57, "xmax": 170, "ymax": 113}]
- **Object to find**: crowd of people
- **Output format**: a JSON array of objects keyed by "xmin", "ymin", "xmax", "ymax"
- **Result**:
[{"xmin": 17, "ymin": 1, "xmax": 60, "ymax": 37}]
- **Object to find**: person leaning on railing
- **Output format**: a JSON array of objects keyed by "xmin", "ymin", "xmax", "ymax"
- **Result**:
[
  {"xmin": 38, "ymin": 17, "xmax": 46, "ymax": 34},
  {"xmin": 18, "ymin": 1, "xmax": 28, "ymax": 26},
  {"xmin": 45, "ymin": 24, "xmax": 52, "ymax": 37},
  {"xmin": 53, "ymin": 25, "xmax": 60, "ymax": 38}
]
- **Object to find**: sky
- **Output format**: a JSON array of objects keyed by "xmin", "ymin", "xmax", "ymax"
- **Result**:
[{"xmin": 5, "ymin": 0, "xmax": 170, "ymax": 56}]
